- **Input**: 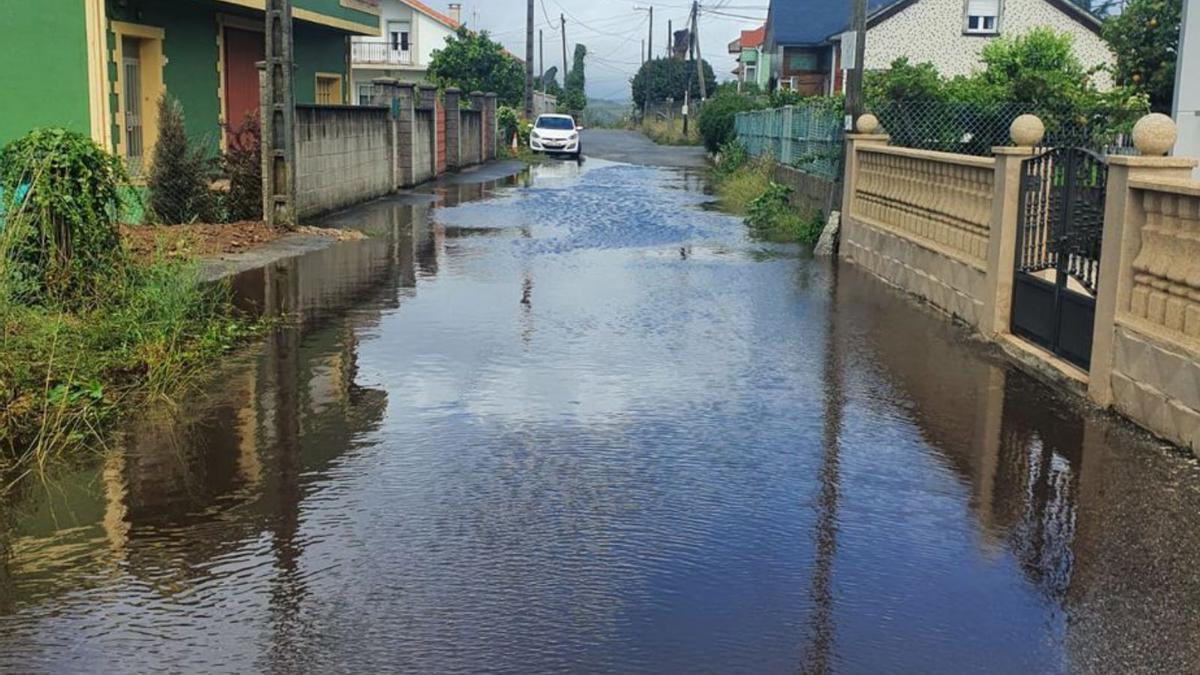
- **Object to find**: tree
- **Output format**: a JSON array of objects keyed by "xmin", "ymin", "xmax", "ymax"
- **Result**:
[
  {"xmin": 561, "ymin": 44, "xmax": 588, "ymax": 113},
  {"xmin": 630, "ymin": 58, "xmax": 717, "ymax": 108},
  {"xmin": 697, "ymin": 91, "xmax": 765, "ymax": 152},
  {"xmin": 1102, "ymin": 0, "xmax": 1182, "ymax": 112},
  {"xmin": 541, "ymin": 66, "xmax": 563, "ymax": 97},
  {"xmin": 428, "ymin": 27, "xmax": 525, "ymax": 106},
  {"xmin": 147, "ymin": 96, "xmax": 217, "ymax": 225}
]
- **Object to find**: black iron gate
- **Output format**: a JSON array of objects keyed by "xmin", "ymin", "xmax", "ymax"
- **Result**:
[{"xmin": 1011, "ymin": 147, "xmax": 1107, "ymax": 369}]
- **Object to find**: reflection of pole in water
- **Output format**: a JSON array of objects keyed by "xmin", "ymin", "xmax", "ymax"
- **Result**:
[
  {"xmin": 803, "ymin": 262, "xmax": 844, "ymax": 674},
  {"xmin": 520, "ymin": 223, "xmax": 535, "ymax": 346}
]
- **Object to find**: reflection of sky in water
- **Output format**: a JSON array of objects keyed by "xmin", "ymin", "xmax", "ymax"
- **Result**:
[{"xmin": 3, "ymin": 157, "xmax": 1200, "ymax": 674}]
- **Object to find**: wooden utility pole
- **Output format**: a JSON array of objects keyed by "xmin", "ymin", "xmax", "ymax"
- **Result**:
[
  {"xmin": 692, "ymin": 1, "xmax": 706, "ymax": 100},
  {"xmin": 648, "ymin": 6, "xmax": 653, "ymax": 63},
  {"xmin": 561, "ymin": 14, "xmax": 569, "ymax": 87},
  {"xmin": 844, "ymin": 0, "xmax": 868, "ymax": 127},
  {"xmin": 525, "ymin": 0, "xmax": 534, "ymax": 118},
  {"xmin": 539, "ymin": 29, "xmax": 545, "ymax": 94},
  {"xmin": 262, "ymin": 0, "xmax": 296, "ymax": 229}
]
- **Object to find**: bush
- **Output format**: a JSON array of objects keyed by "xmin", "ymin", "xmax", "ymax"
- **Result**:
[
  {"xmin": 222, "ymin": 112, "xmax": 262, "ymax": 222},
  {"xmin": 147, "ymin": 96, "xmax": 218, "ymax": 225},
  {"xmin": 0, "ymin": 128, "xmax": 128, "ymax": 305},
  {"xmin": 631, "ymin": 58, "xmax": 718, "ymax": 109},
  {"xmin": 746, "ymin": 182, "xmax": 823, "ymax": 248},
  {"xmin": 697, "ymin": 92, "xmax": 764, "ymax": 153},
  {"xmin": 1103, "ymin": 0, "xmax": 1181, "ymax": 112}
]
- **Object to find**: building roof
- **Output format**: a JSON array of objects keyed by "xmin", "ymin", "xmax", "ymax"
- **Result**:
[
  {"xmin": 765, "ymin": 0, "xmax": 893, "ymax": 47},
  {"xmin": 398, "ymin": 0, "xmax": 461, "ymax": 30},
  {"xmin": 740, "ymin": 26, "xmax": 765, "ymax": 49}
]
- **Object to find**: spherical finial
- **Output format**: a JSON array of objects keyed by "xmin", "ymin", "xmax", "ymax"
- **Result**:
[
  {"xmin": 1132, "ymin": 113, "xmax": 1178, "ymax": 156},
  {"xmin": 856, "ymin": 113, "xmax": 881, "ymax": 135},
  {"xmin": 1009, "ymin": 114, "xmax": 1045, "ymax": 147}
]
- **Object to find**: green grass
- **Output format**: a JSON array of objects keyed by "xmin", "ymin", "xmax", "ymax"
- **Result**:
[
  {"xmin": 639, "ymin": 117, "xmax": 702, "ymax": 146},
  {"xmin": 708, "ymin": 147, "xmax": 825, "ymax": 249},
  {"xmin": 0, "ymin": 221, "xmax": 260, "ymax": 486}
]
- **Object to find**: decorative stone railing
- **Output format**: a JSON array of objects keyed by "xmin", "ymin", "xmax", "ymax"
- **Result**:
[
  {"xmin": 1126, "ymin": 179, "xmax": 1200, "ymax": 342},
  {"xmin": 853, "ymin": 145, "xmax": 995, "ymax": 268}
]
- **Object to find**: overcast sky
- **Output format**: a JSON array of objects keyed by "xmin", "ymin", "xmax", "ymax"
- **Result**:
[{"xmin": 446, "ymin": 1, "xmax": 769, "ymax": 101}]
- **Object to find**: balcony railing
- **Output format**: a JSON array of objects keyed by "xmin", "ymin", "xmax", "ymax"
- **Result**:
[{"xmin": 351, "ymin": 42, "xmax": 414, "ymax": 66}]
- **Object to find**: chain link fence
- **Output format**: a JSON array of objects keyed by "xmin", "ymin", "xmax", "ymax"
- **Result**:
[
  {"xmin": 734, "ymin": 101, "xmax": 844, "ymax": 180},
  {"xmin": 872, "ymin": 100, "xmax": 1139, "ymax": 157}
]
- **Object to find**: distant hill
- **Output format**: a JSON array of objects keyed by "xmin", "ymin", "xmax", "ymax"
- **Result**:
[{"xmin": 582, "ymin": 99, "xmax": 634, "ymax": 128}]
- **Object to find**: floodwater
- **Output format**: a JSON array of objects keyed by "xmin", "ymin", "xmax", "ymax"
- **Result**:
[{"xmin": 2, "ymin": 145, "xmax": 1200, "ymax": 674}]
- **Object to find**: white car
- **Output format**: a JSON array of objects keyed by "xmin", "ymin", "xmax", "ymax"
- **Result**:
[{"xmin": 529, "ymin": 114, "xmax": 582, "ymax": 158}]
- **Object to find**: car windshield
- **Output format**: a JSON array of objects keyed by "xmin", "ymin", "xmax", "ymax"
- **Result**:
[{"xmin": 536, "ymin": 117, "xmax": 575, "ymax": 130}]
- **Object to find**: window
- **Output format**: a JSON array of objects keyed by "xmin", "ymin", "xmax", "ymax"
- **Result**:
[
  {"xmin": 316, "ymin": 74, "xmax": 343, "ymax": 105},
  {"xmin": 965, "ymin": 0, "xmax": 1001, "ymax": 34},
  {"xmin": 387, "ymin": 21, "xmax": 412, "ymax": 64},
  {"xmin": 358, "ymin": 83, "xmax": 374, "ymax": 106},
  {"xmin": 744, "ymin": 65, "xmax": 757, "ymax": 83},
  {"xmin": 535, "ymin": 116, "xmax": 575, "ymax": 130}
]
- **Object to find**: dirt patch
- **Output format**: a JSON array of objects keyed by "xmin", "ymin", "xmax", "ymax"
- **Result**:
[{"xmin": 121, "ymin": 221, "xmax": 364, "ymax": 259}]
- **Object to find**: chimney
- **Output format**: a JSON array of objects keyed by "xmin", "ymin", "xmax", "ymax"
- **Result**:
[{"xmin": 448, "ymin": 3, "xmax": 461, "ymax": 24}]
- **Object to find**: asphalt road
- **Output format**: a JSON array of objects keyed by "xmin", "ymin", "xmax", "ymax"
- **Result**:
[{"xmin": 580, "ymin": 129, "xmax": 710, "ymax": 168}]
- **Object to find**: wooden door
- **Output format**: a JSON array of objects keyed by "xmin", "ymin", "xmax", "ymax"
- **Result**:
[{"xmin": 224, "ymin": 26, "xmax": 265, "ymax": 135}]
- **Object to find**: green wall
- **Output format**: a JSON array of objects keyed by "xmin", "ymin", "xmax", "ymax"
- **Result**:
[
  {"xmin": 0, "ymin": 3, "xmax": 92, "ymax": 146},
  {"xmin": 295, "ymin": 23, "xmax": 351, "ymax": 104},
  {"xmin": 293, "ymin": 0, "xmax": 378, "ymax": 31}
]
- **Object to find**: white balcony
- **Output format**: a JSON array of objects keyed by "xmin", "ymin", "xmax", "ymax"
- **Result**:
[{"xmin": 352, "ymin": 42, "xmax": 414, "ymax": 66}]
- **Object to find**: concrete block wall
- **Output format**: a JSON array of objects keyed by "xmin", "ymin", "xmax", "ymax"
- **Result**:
[
  {"xmin": 294, "ymin": 104, "xmax": 392, "ymax": 219},
  {"xmin": 444, "ymin": 88, "xmax": 462, "ymax": 170}
]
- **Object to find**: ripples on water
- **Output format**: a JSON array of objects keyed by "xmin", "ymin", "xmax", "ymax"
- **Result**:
[{"xmin": 2, "ymin": 155, "xmax": 1200, "ymax": 674}]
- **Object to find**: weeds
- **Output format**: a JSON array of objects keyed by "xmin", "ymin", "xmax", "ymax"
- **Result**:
[
  {"xmin": 639, "ymin": 117, "xmax": 701, "ymax": 146},
  {"xmin": 0, "ymin": 128, "xmax": 258, "ymax": 490},
  {"xmin": 709, "ymin": 141, "xmax": 825, "ymax": 249}
]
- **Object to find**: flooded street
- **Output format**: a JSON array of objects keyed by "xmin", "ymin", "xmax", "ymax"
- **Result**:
[{"xmin": 2, "ymin": 132, "xmax": 1200, "ymax": 673}]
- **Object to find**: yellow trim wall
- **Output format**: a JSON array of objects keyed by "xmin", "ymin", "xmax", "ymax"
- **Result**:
[
  {"xmin": 111, "ymin": 21, "xmax": 167, "ymax": 161},
  {"xmin": 84, "ymin": 0, "xmax": 111, "ymax": 148}
]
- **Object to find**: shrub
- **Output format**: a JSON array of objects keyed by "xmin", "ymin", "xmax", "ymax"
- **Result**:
[
  {"xmin": 1102, "ymin": 0, "xmax": 1181, "ymax": 112},
  {"xmin": 147, "ymin": 96, "xmax": 218, "ymax": 225},
  {"xmin": 697, "ymin": 92, "xmax": 764, "ymax": 153},
  {"xmin": 630, "ymin": 58, "xmax": 718, "ymax": 109},
  {"xmin": 745, "ymin": 182, "xmax": 823, "ymax": 248},
  {"xmin": 712, "ymin": 140, "xmax": 749, "ymax": 180},
  {"xmin": 0, "ymin": 128, "xmax": 128, "ymax": 305},
  {"xmin": 222, "ymin": 112, "xmax": 262, "ymax": 222}
]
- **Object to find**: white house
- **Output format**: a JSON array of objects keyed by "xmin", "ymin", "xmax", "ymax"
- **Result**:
[{"xmin": 350, "ymin": 0, "xmax": 462, "ymax": 105}]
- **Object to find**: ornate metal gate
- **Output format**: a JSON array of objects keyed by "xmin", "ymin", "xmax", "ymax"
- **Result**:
[{"xmin": 1011, "ymin": 147, "xmax": 1107, "ymax": 369}]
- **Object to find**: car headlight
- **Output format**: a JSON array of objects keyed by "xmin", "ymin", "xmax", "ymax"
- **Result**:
[
  {"xmin": 569, "ymin": 133, "xmax": 578, "ymax": 140},
  {"xmin": 531, "ymin": 131, "xmax": 541, "ymax": 140}
]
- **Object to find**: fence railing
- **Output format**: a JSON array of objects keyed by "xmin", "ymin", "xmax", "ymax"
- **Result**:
[
  {"xmin": 872, "ymin": 100, "xmax": 1139, "ymax": 157},
  {"xmin": 351, "ymin": 41, "xmax": 413, "ymax": 66},
  {"xmin": 734, "ymin": 102, "xmax": 844, "ymax": 181}
]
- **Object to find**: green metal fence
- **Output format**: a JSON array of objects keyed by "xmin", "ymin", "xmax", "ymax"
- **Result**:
[{"xmin": 734, "ymin": 102, "xmax": 844, "ymax": 180}]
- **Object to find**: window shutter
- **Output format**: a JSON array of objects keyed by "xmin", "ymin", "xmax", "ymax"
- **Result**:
[{"xmin": 967, "ymin": 0, "xmax": 999, "ymax": 16}]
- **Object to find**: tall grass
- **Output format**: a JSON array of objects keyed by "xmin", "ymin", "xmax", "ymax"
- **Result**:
[
  {"xmin": 0, "ymin": 133, "xmax": 257, "ymax": 490},
  {"xmin": 639, "ymin": 116, "xmax": 701, "ymax": 146},
  {"xmin": 708, "ymin": 141, "xmax": 825, "ymax": 249}
]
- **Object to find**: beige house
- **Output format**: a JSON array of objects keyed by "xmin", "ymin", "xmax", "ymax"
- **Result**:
[
  {"xmin": 829, "ymin": 0, "xmax": 1114, "ymax": 87},
  {"xmin": 350, "ymin": 0, "xmax": 462, "ymax": 104}
]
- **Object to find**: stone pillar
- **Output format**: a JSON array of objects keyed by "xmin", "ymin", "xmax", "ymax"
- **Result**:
[
  {"xmin": 1089, "ymin": 114, "xmax": 1199, "ymax": 406},
  {"xmin": 394, "ymin": 82, "xmax": 417, "ymax": 187},
  {"xmin": 980, "ymin": 115, "xmax": 1043, "ymax": 338},
  {"xmin": 260, "ymin": 0, "xmax": 296, "ymax": 229},
  {"xmin": 484, "ymin": 93, "xmax": 499, "ymax": 160},
  {"xmin": 470, "ymin": 91, "xmax": 485, "ymax": 163},
  {"xmin": 838, "ymin": 114, "xmax": 889, "ymax": 259},
  {"xmin": 372, "ymin": 78, "xmax": 400, "ymax": 190},
  {"xmin": 444, "ymin": 87, "xmax": 462, "ymax": 170},
  {"xmin": 418, "ymin": 84, "xmax": 438, "ymax": 179}
]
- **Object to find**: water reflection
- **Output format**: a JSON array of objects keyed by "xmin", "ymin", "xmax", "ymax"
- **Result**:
[{"xmin": 2, "ymin": 160, "xmax": 1200, "ymax": 672}]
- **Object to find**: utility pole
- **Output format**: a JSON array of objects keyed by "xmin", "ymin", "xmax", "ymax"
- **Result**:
[
  {"xmin": 844, "ymin": 0, "xmax": 868, "ymax": 129},
  {"xmin": 262, "ymin": 0, "xmax": 296, "ymax": 229},
  {"xmin": 692, "ymin": 1, "xmax": 706, "ymax": 100},
  {"xmin": 539, "ymin": 29, "xmax": 545, "ymax": 94},
  {"xmin": 525, "ymin": 0, "xmax": 534, "ymax": 119},
  {"xmin": 561, "ymin": 14, "xmax": 569, "ymax": 88},
  {"xmin": 642, "ymin": 39, "xmax": 646, "ymax": 65},
  {"xmin": 667, "ymin": 19, "xmax": 673, "ymax": 57},
  {"xmin": 1175, "ymin": 0, "xmax": 1198, "ymax": 175},
  {"xmin": 648, "ymin": 6, "xmax": 653, "ymax": 63}
]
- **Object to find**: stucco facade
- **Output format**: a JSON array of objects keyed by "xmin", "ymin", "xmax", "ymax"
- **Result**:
[
  {"xmin": 858, "ymin": 0, "xmax": 1114, "ymax": 86},
  {"xmin": 349, "ymin": 0, "xmax": 459, "ymax": 102}
]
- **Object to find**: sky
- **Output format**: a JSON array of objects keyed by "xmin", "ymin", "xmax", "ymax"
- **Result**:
[{"xmin": 447, "ymin": 1, "xmax": 770, "ymax": 101}]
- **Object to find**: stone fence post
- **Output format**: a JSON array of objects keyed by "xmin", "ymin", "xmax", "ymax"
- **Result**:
[
  {"xmin": 470, "ymin": 91, "xmax": 485, "ymax": 162},
  {"xmin": 371, "ymin": 77, "xmax": 400, "ymax": 189},
  {"xmin": 780, "ymin": 105, "xmax": 794, "ymax": 165},
  {"xmin": 444, "ymin": 87, "xmax": 462, "ymax": 170},
  {"xmin": 980, "ymin": 115, "xmax": 1041, "ymax": 338},
  {"xmin": 418, "ymin": 84, "xmax": 438, "ymax": 179},
  {"xmin": 395, "ymin": 82, "xmax": 416, "ymax": 187},
  {"xmin": 484, "ymin": 92, "xmax": 498, "ymax": 160},
  {"xmin": 1088, "ymin": 114, "xmax": 1200, "ymax": 407},
  {"xmin": 838, "ymin": 113, "xmax": 890, "ymax": 247}
]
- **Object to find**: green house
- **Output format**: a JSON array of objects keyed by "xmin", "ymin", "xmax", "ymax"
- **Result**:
[{"xmin": 0, "ymin": 1, "xmax": 380, "ymax": 165}]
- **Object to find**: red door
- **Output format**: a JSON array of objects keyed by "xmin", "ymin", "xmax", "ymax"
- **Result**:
[{"xmin": 224, "ymin": 27, "xmax": 265, "ymax": 135}]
